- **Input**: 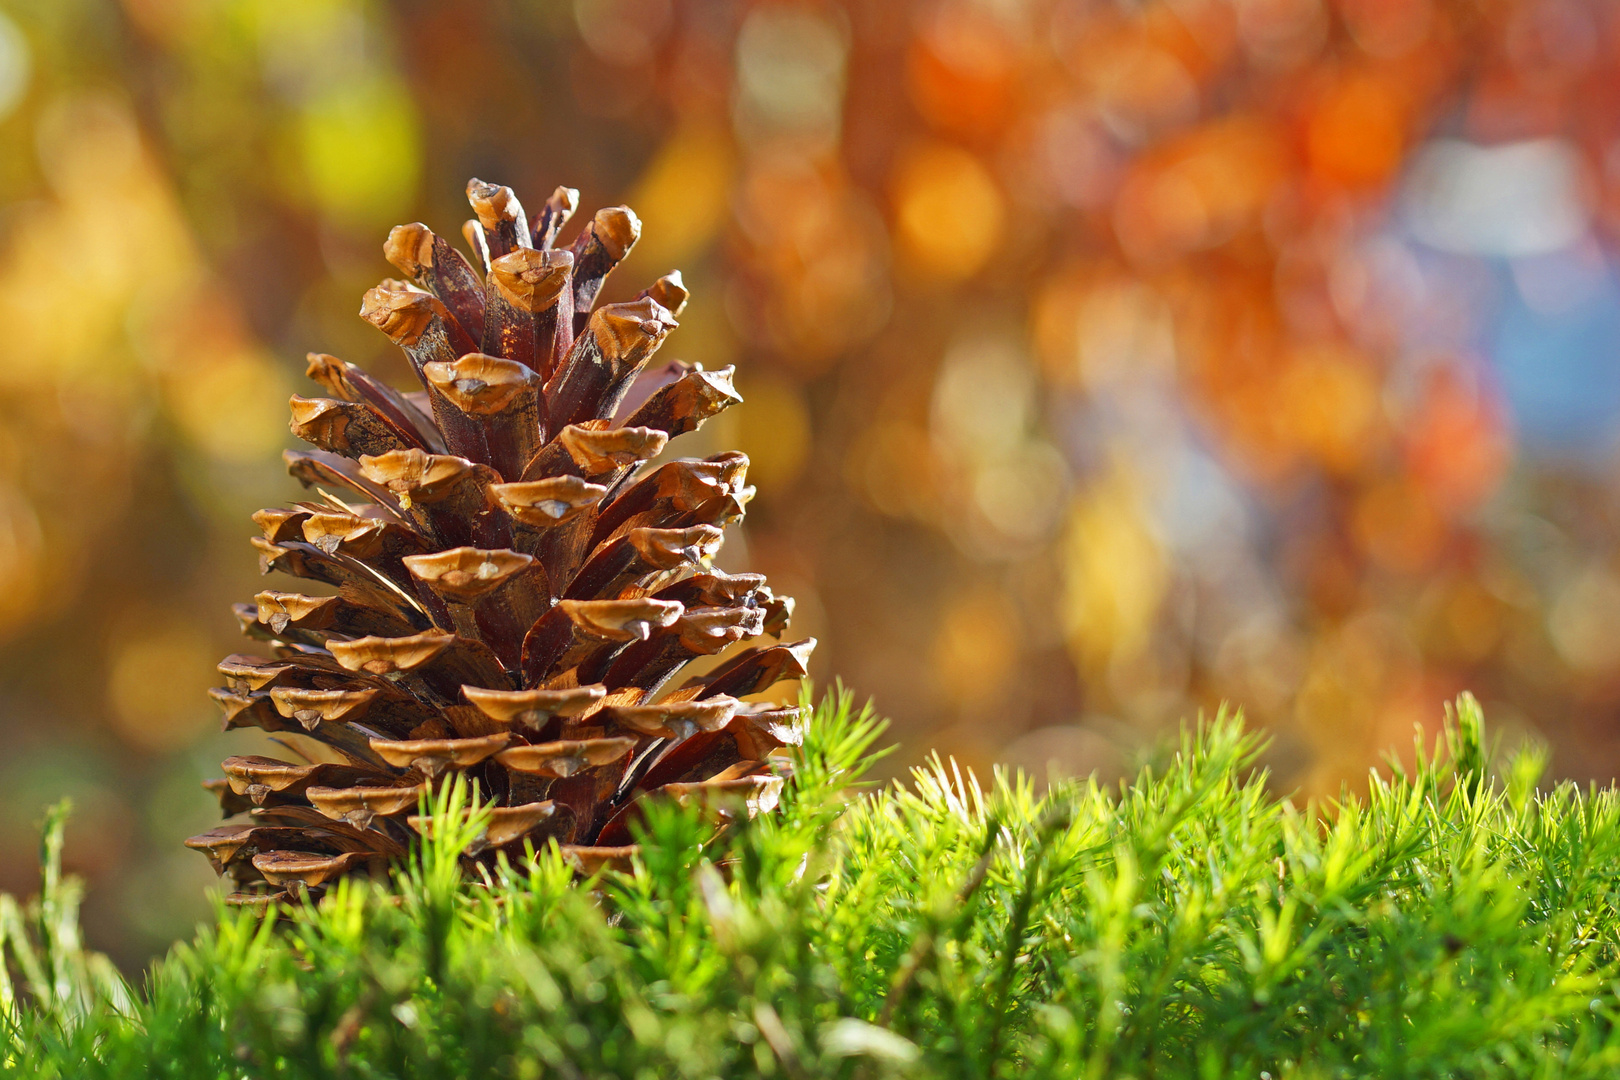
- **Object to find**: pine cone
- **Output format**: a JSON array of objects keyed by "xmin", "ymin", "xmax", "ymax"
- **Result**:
[{"xmin": 186, "ymin": 180, "xmax": 814, "ymax": 904}]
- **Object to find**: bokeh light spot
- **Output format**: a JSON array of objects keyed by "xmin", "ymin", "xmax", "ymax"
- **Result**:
[
  {"xmin": 845, "ymin": 420, "xmax": 938, "ymax": 520},
  {"xmin": 1093, "ymin": 42, "xmax": 1199, "ymax": 137},
  {"xmin": 1341, "ymin": 0, "xmax": 1433, "ymax": 58},
  {"xmin": 932, "ymin": 332, "xmax": 1033, "ymax": 456},
  {"xmin": 1061, "ymin": 466, "xmax": 1167, "ymax": 672},
  {"xmin": 1549, "ymin": 566, "xmax": 1620, "ymax": 674},
  {"xmin": 574, "ymin": 0, "xmax": 672, "ymax": 67},
  {"xmin": 626, "ymin": 123, "xmax": 735, "ymax": 271},
  {"xmin": 1307, "ymin": 72, "xmax": 1408, "ymax": 188},
  {"xmin": 107, "ymin": 625, "xmax": 216, "ymax": 752},
  {"xmin": 1402, "ymin": 363, "xmax": 1510, "ymax": 513},
  {"xmin": 734, "ymin": 6, "xmax": 847, "ymax": 147},
  {"xmin": 970, "ymin": 446, "xmax": 1071, "ymax": 547},
  {"xmin": 294, "ymin": 78, "xmax": 421, "ymax": 231},
  {"xmin": 905, "ymin": 4, "xmax": 1018, "ymax": 140},
  {"xmin": 165, "ymin": 351, "xmax": 291, "ymax": 463},
  {"xmin": 0, "ymin": 10, "xmax": 31, "ymax": 122},
  {"xmin": 1351, "ymin": 478, "xmax": 1447, "ymax": 572},
  {"xmin": 731, "ymin": 374, "xmax": 811, "ymax": 492},
  {"xmin": 1276, "ymin": 344, "xmax": 1383, "ymax": 474},
  {"xmin": 1113, "ymin": 118, "xmax": 1287, "ymax": 261},
  {"xmin": 933, "ymin": 585, "xmax": 1021, "ymax": 712},
  {"xmin": 891, "ymin": 141, "xmax": 1004, "ymax": 281},
  {"xmin": 1403, "ymin": 138, "xmax": 1589, "ymax": 257}
]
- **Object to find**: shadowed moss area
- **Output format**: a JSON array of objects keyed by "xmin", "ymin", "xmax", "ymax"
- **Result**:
[{"xmin": 6, "ymin": 690, "xmax": 1620, "ymax": 1078}]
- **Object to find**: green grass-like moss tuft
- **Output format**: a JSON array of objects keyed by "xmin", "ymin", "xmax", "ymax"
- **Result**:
[{"xmin": 6, "ymin": 690, "xmax": 1620, "ymax": 1078}]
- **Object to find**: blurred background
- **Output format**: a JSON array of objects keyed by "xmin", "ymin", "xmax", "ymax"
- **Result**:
[{"xmin": 3, "ymin": 0, "xmax": 1620, "ymax": 968}]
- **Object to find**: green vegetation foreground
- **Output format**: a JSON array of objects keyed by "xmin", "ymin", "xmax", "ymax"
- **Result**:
[{"xmin": 5, "ymin": 691, "xmax": 1620, "ymax": 1078}]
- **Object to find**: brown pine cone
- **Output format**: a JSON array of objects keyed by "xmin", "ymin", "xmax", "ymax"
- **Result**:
[{"xmin": 186, "ymin": 179, "xmax": 813, "ymax": 904}]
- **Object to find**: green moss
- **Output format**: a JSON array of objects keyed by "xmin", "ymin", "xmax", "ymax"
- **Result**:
[{"xmin": 7, "ymin": 690, "xmax": 1620, "ymax": 1078}]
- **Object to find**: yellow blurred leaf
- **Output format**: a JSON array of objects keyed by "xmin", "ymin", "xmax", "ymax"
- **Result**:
[
  {"xmin": 1060, "ymin": 463, "xmax": 1167, "ymax": 672},
  {"xmin": 293, "ymin": 77, "xmax": 421, "ymax": 231},
  {"xmin": 626, "ymin": 123, "xmax": 736, "ymax": 271},
  {"xmin": 164, "ymin": 350, "xmax": 291, "ymax": 463}
]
